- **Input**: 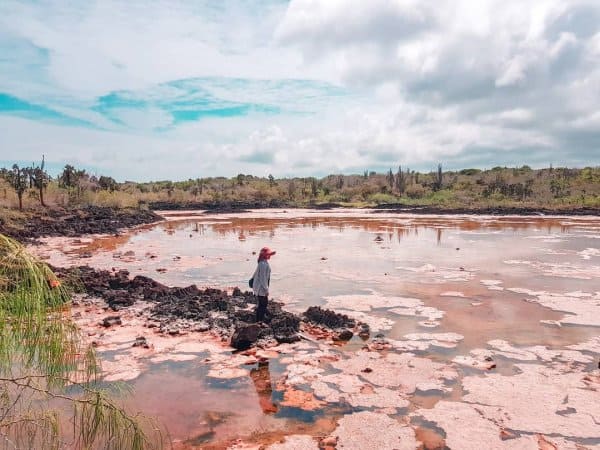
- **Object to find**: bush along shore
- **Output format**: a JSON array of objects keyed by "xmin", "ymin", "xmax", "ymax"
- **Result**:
[{"xmin": 53, "ymin": 265, "xmax": 365, "ymax": 350}]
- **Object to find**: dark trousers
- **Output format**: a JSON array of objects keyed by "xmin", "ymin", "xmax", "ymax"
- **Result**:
[{"xmin": 256, "ymin": 295, "xmax": 268, "ymax": 322}]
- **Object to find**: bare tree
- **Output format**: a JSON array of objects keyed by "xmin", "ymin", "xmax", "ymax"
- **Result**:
[
  {"xmin": 58, "ymin": 164, "xmax": 77, "ymax": 188},
  {"xmin": 30, "ymin": 156, "xmax": 49, "ymax": 206},
  {"xmin": 287, "ymin": 180, "xmax": 296, "ymax": 200},
  {"xmin": 433, "ymin": 164, "xmax": 443, "ymax": 191},
  {"xmin": 387, "ymin": 168, "xmax": 394, "ymax": 189},
  {"xmin": 395, "ymin": 166, "xmax": 406, "ymax": 194},
  {"xmin": 8, "ymin": 164, "xmax": 28, "ymax": 210},
  {"xmin": 310, "ymin": 177, "xmax": 318, "ymax": 198}
]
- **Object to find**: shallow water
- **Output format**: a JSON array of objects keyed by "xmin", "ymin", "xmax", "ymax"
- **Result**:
[{"xmin": 32, "ymin": 210, "xmax": 600, "ymax": 448}]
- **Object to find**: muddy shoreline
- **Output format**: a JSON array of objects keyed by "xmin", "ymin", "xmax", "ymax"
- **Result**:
[
  {"xmin": 149, "ymin": 200, "xmax": 600, "ymax": 216},
  {"xmin": 0, "ymin": 206, "xmax": 162, "ymax": 242}
]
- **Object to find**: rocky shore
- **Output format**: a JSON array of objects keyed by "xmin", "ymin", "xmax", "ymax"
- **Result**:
[
  {"xmin": 54, "ymin": 265, "xmax": 366, "ymax": 350},
  {"xmin": 0, "ymin": 206, "xmax": 162, "ymax": 242}
]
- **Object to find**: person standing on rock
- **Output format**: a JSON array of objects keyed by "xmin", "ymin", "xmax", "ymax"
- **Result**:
[{"xmin": 251, "ymin": 247, "xmax": 275, "ymax": 322}]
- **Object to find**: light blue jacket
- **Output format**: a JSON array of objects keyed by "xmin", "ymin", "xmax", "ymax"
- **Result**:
[{"xmin": 252, "ymin": 260, "xmax": 271, "ymax": 297}]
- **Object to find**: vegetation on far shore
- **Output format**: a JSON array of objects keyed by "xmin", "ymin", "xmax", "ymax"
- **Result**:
[{"xmin": 1, "ymin": 159, "xmax": 599, "ymax": 211}]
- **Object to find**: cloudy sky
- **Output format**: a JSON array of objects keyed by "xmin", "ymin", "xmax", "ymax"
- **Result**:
[{"xmin": 0, "ymin": 0, "xmax": 599, "ymax": 181}]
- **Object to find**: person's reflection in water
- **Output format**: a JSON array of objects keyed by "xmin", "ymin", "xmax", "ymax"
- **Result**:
[{"xmin": 250, "ymin": 361, "xmax": 278, "ymax": 414}]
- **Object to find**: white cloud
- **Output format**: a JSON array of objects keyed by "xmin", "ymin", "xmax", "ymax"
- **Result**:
[{"xmin": 0, "ymin": 0, "xmax": 599, "ymax": 178}]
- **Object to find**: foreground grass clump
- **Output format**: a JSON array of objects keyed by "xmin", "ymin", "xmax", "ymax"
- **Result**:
[{"xmin": 0, "ymin": 234, "xmax": 163, "ymax": 450}]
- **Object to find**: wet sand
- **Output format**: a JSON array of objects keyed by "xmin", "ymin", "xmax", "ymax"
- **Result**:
[{"xmin": 31, "ymin": 210, "xmax": 600, "ymax": 449}]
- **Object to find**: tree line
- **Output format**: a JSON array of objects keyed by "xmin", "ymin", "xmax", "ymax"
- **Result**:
[
  {"xmin": 1, "ymin": 160, "xmax": 599, "ymax": 209},
  {"xmin": 1, "ymin": 158, "xmax": 117, "ymax": 210}
]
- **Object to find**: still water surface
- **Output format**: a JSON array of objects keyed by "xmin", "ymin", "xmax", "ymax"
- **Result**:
[{"xmin": 35, "ymin": 210, "xmax": 600, "ymax": 447}]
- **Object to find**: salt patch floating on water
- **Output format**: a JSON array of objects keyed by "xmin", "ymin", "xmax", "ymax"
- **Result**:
[
  {"xmin": 396, "ymin": 264, "xmax": 474, "ymax": 282},
  {"xmin": 330, "ymin": 351, "xmax": 458, "ymax": 394},
  {"xmin": 206, "ymin": 367, "xmax": 249, "ymax": 380},
  {"xmin": 279, "ymin": 388, "xmax": 326, "ymax": 411},
  {"xmin": 480, "ymin": 279, "xmax": 504, "ymax": 291},
  {"xmin": 418, "ymin": 320, "xmax": 440, "ymax": 328},
  {"xmin": 439, "ymin": 291, "xmax": 466, "ymax": 298},
  {"xmin": 322, "ymin": 293, "xmax": 424, "ymax": 312},
  {"xmin": 486, "ymin": 340, "xmax": 593, "ymax": 364},
  {"xmin": 311, "ymin": 374, "xmax": 409, "ymax": 412},
  {"xmin": 328, "ymin": 411, "xmax": 418, "ymax": 450},
  {"xmin": 461, "ymin": 363, "xmax": 600, "ymax": 438},
  {"xmin": 506, "ymin": 287, "xmax": 600, "ymax": 327},
  {"xmin": 525, "ymin": 235, "xmax": 566, "ymax": 243},
  {"xmin": 149, "ymin": 353, "xmax": 198, "ymax": 363},
  {"xmin": 568, "ymin": 336, "xmax": 600, "ymax": 354},
  {"xmin": 323, "ymin": 293, "xmax": 444, "ymax": 329},
  {"xmin": 101, "ymin": 355, "xmax": 143, "ymax": 382},
  {"xmin": 401, "ymin": 332, "xmax": 464, "ymax": 350},
  {"xmin": 414, "ymin": 401, "xmax": 546, "ymax": 449},
  {"xmin": 579, "ymin": 247, "xmax": 600, "ymax": 260},
  {"xmin": 504, "ymin": 260, "xmax": 600, "ymax": 280},
  {"xmin": 283, "ymin": 363, "xmax": 325, "ymax": 386},
  {"xmin": 266, "ymin": 435, "xmax": 318, "ymax": 450},
  {"xmin": 389, "ymin": 305, "xmax": 444, "ymax": 322}
]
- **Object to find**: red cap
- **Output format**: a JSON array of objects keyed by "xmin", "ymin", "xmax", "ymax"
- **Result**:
[{"xmin": 259, "ymin": 247, "xmax": 276, "ymax": 259}]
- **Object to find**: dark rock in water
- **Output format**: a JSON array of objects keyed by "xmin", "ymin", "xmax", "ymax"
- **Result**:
[
  {"xmin": 0, "ymin": 206, "xmax": 161, "ymax": 242},
  {"xmin": 54, "ymin": 265, "xmax": 367, "ymax": 350},
  {"xmin": 170, "ymin": 284, "xmax": 200, "ymax": 298},
  {"xmin": 193, "ymin": 321, "xmax": 210, "ymax": 332},
  {"xmin": 105, "ymin": 289, "xmax": 134, "ymax": 310},
  {"xmin": 303, "ymin": 306, "xmax": 356, "ymax": 329},
  {"xmin": 500, "ymin": 429, "xmax": 517, "ymax": 441},
  {"xmin": 235, "ymin": 310, "xmax": 256, "ymax": 324},
  {"xmin": 231, "ymin": 324, "xmax": 261, "ymax": 350},
  {"xmin": 101, "ymin": 315, "xmax": 122, "ymax": 327},
  {"xmin": 133, "ymin": 336, "xmax": 150, "ymax": 348},
  {"xmin": 274, "ymin": 333, "xmax": 301, "ymax": 344},
  {"xmin": 270, "ymin": 312, "xmax": 301, "ymax": 344},
  {"xmin": 358, "ymin": 323, "xmax": 370, "ymax": 339},
  {"xmin": 333, "ymin": 329, "xmax": 354, "ymax": 341}
]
